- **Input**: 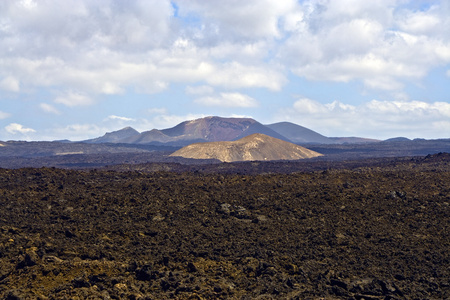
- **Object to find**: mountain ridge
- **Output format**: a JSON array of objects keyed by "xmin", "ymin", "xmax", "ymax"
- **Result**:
[
  {"xmin": 266, "ymin": 122, "xmax": 330, "ymax": 144},
  {"xmin": 84, "ymin": 126, "xmax": 140, "ymax": 143},
  {"xmin": 83, "ymin": 116, "xmax": 380, "ymax": 146}
]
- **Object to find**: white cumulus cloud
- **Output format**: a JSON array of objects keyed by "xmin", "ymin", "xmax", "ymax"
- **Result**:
[
  {"xmin": 177, "ymin": 0, "xmax": 297, "ymax": 40},
  {"xmin": 280, "ymin": 97, "xmax": 450, "ymax": 139},
  {"xmin": 148, "ymin": 107, "xmax": 169, "ymax": 115},
  {"xmin": 0, "ymin": 76, "xmax": 20, "ymax": 92},
  {"xmin": 206, "ymin": 62, "xmax": 286, "ymax": 91},
  {"xmin": 105, "ymin": 115, "xmax": 135, "ymax": 122},
  {"xmin": 0, "ymin": 0, "xmax": 289, "ymax": 106},
  {"xmin": 195, "ymin": 92, "xmax": 258, "ymax": 108},
  {"xmin": 5, "ymin": 123, "xmax": 36, "ymax": 134},
  {"xmin": 0, "ymin": 111, "xmax": 10, "ymax": 119},
  {"xmin": 279, "ymin": 0, "xmax": 450, "ymax": 91},
  {"xmin": 1, "ymin": 0, "xmax": 449, "ymax": 99},
  {"xmin": 50, "ymin": 123, "xmax": 104, "ymax": 141},
  {"xmin": 54, "ymin": 91, "xmax": 94, "ymax": 107},
  {"xmin": 4, "ymin": 0, "xmax": 445, "ymax": 103},
  {"xmin": 40, "ymin": 103, "xmax": 60, "ymax": 114},
  {"xmin": 185, "ymin": 85, "xmax": 214, "ymax": 95},
  {"xmin": 0, "ymin": 0, "xmax": 449, "ymax": 141}
]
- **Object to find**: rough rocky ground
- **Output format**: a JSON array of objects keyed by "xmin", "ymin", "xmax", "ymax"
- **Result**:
[{"xmin": 0, "ymin": 153, "xmax": 449, "ymax": 299}]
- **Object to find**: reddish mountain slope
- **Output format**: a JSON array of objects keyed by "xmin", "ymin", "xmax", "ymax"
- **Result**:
[{"xmin": 123, "ymin": 116, "xmax": 290, "ymax": 145}]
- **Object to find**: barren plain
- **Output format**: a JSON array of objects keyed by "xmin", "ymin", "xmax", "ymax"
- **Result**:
[{"xmin": 0, "ymin": 153, "xmax": 449, "ymax": 299}]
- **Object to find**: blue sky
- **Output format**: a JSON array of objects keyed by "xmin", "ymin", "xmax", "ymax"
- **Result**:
[{"xmin": 0, "ymin": 0, "xmax": 449, "ymax": 141}]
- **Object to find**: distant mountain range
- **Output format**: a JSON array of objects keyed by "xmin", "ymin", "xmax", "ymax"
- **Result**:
[
  {"xmin": 84, "ymin": 116, "xmax": 379, "ymax": 146},
  {"xmin": 170, "ymin": 133, "xmax": 323, "ymax": 162},
  {"xmin": 1, "ymin": 117, "xmax": 449, "ymax": 167}
]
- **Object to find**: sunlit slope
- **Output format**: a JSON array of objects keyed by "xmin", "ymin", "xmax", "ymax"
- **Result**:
[{"xmin": 170, "ymin": 133, "xmax": 323, "ymax": 162}]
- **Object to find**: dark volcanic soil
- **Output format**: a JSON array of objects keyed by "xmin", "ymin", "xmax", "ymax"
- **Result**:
[{"xmin": 0, "ymin": 154, "xmax": 449, "ymax": 299}]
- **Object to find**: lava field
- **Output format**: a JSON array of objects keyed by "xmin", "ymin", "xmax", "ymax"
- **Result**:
[{"xmin": 0, "ymin": 154, "xmax": 449, "ymax": 299}]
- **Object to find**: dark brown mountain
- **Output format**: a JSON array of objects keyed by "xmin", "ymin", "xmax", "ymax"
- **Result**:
[
  {"xmin": 118, "ymin": 116, "xmax": 290, "ymax": 146},
  {"xmin": 169, "ymin": 133, "xmax": 323, "ymax": 162}
]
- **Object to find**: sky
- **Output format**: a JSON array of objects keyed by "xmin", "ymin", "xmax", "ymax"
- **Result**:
[{"xmin": 1, "ymin": 0, "xmax": 450, "ymax": 141}]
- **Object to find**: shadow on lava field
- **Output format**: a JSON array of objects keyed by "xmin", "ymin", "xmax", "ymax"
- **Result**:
[{"xmin": 0, "ymin": 153, "xmax": 449, "ymax": 299}]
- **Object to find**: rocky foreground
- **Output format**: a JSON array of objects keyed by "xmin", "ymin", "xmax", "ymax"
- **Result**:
[{"xmin": 0, "ymin": 154, "xmax": 449, "ymax": 299}]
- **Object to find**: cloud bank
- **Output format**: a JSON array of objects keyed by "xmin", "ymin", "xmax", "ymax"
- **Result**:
[
  {"xmin": 0, "ymin": 0, "xmax": 449, "ymax": 140},
  {"xmin": 280, "ymin": 98, "xmax": 450, "ymax": 139},
  {"xmin": 2, "ymin": 0, "xmax": 447, "ymax": 98}
]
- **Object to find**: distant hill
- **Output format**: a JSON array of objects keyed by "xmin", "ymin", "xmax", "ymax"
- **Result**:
[
  {"xmin": 327, "ymin": 137, "xmax": 381, "ymax": 144},
  {"xmin": 266, "ymin": 122, "xmax": 330, "ymax": 144},
  {"xmin": 169, "ymin": 133, "xmax": 323, "ymax": 162},
  {"xmin": 266, "ymin": 122, "xmax": 380, "ymax": 144},
  {"xmin": 384, "ymin": 137, "xmax": 411, "ymax": 142},
  {"xmin": 85, "ymin": 126, "xmax": 139, "ymax": 143},
  {"xmin": 121, "ymin": 129, "xmax": 177, "ymax": 144}
]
